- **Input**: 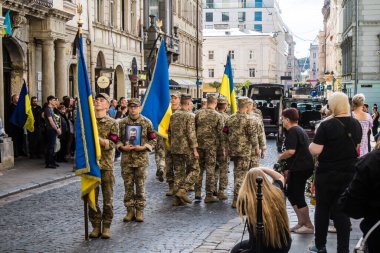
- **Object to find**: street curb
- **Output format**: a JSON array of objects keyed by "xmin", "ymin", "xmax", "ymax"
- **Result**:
[{"xmin": 0, "ymin": 173, "xmax": 77, "ymax": 199}]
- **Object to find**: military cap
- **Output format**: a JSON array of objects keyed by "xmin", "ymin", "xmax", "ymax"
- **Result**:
[
  {"xmin": 180, "ymin": 93, "xmax": 192, "ymax": 101},
  {"xmin": 95, "ymin": 93, "xmax": 111, "ymax": 103},
  {"xmin": 237, "ymin": 97, "xmax": 250, "ymax": 107},
  {"xmin": 201, "ymin": 98, "xmax": 207, "ymax": 102},
  {"xmin": 128, "ymin": 98, "xmax": 140, "ymax": 106},
  {"xmin": 252, "ymin": 100, "xmax": 257, "ymax": 106},
  {"xmin": 217, "ymin": 96, "xmax": 228, "ymax": 104},
  {"xmin": 170, "ymin": 91, "xmax": 182, "ymax": 98},
  {"xmin": 247, "ymin": 98, "xmax": 254, "ymax": 105}
]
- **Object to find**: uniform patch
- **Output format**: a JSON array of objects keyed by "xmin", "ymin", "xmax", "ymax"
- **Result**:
[
  {"xmin": 148, "ymin": 132, "xmax": 156, "ymax": 140},
  {"xmin": 109, "ymin": 134, "xmax": 118, "ymax": 143},
  {"xmin": 223, "ymin": 126, "xmax": 229, "ymax": 134}
]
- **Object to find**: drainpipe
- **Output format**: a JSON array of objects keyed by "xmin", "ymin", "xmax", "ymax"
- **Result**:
[{"xmin": 354, "ymin": 0, "xmax": 359, "ymax": 95}]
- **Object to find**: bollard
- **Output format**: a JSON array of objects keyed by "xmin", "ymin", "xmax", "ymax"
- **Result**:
[{"xmin": 256, "ymin": 176, "xmax": 263, "ymax": 253}]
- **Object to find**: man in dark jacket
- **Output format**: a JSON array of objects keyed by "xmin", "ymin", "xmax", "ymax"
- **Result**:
[
  {"xmin": 28, "ymin": 96, "xmax": 42, "ymax": 158},
  {"xmin": 340, "ymin": 148, "xmax": 380, "ymax": 252}
]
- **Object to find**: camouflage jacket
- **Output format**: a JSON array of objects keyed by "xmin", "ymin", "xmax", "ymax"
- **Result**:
[
  {"xmin": 96, "ymin": 116, "xmax": 119, "ymax": 171},
  {"xmin": 218, "ymin": 111, "xmax": 230, "ymax": 152},
  {"xmin": 253, "ymin": 108, "xmax": 263, "ymax": 118},
  {"xmin": 117, "ymin": 115, "xmax": 157, "ymax": 167},
  {"xmin": 248, "ymin": 112, "xmax": 266, "ymax": 150},
  {"xmin": 223, "ymin": 112, "xmax": 259, "ymax": 157},
  {"xmin": 168, "ymin": 109, "xmax": 198, "ymax": 155},
  {"xmin": 195, "ymin": 109, "xmax": 224, "ymax": 151}
]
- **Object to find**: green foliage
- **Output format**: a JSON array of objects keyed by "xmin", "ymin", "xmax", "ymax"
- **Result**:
[{"xmin": 209, "ymin": 81, "xmax": 221, "ymax": 89}]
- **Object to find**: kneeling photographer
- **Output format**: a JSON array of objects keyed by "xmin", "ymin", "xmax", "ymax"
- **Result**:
[{"xmin": 278, "ymin": 108, "xmax": 314, "ymax": 234}]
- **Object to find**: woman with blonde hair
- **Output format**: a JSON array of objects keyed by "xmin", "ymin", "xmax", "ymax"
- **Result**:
[
  {"xmin": 352, "ymin": 94, "xmax": 373, "ymax": 156},
  {"xmin": 231, "ymin": 167, "xmax": 291, "ymax": 253},
  {"xmin": 309, "ymin": 92, "xmax": 362, "ymax": 253}
]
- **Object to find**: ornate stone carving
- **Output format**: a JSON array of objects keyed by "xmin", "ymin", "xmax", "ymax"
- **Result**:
[{"xmin": 13, "ymin": 13, "xmax": 26, "ymax": 28}]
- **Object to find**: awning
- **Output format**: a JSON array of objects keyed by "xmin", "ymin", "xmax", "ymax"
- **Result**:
[{"xmin": 171, "ymin": 78, "xmax": 196, "ymax": 87}]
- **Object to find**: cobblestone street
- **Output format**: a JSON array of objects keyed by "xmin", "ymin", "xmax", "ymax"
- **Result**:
[{"xmin": 0, "ymin": 139, "xmax": 361, "ymax": 252}]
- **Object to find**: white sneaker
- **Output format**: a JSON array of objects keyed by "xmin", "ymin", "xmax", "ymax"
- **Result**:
[
  {"xmin": 328, "ymin": 225, "xmax": 337, "ymax": 233},
  {"xmin": 294, "ymin": 225, "xmax": 314, "ymax": 234},
  {"xmin": 290, "ymin": 224, "xmax": 302, "ymax": 232}
]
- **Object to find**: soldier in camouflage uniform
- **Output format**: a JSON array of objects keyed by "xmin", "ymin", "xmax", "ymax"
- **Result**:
[
  {"xmin": 194, "ymin": 95, "xmax": 224, "ymax": 203},
  {"xmin": 253, "ymin": 102, "xmax": 263, "ymax": 118},
  {"xmin": 223, "ymin": 97, "xmax": 259, "ymax": 208},
  {"xmin": 154, "ymin": 135, "xmax": 165, "ymax": 182},
  {"xmin": 168, "ymin": 94, "xmax": 200, "ymax": 206},
  {"xmin": 117, "ymin": 98, "xmax": 157, "ymax": 222},
  {"xmin": 165, "ymin": 91, "xmax": 181, "ymax": 196},
  {"xmin": 214, "ymin": 96, "xmax": 230, "ymax": 200},
  {"xmin": 89, "ymin": 93, "xmax": 119, "ymax": 239},
  {"xmin": 247, "ymin": 99, "xmax": 266, "ymax": 168}
]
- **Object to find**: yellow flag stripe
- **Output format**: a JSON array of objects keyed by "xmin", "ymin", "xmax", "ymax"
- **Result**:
[
  {"xmin": 158, "ymin": 105, "xmax": 172, "ymax": 139},
  {"xmin": 88, "ymin": 96, "xmax": 101, "ymax": 161},
  {"xmin": 24, "ymin": 94, "xmax": 35, "ymax": 132}
]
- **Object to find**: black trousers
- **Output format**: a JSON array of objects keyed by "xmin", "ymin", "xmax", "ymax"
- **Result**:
[
  {"xmin": 28, "ymin": 129, "xmax": 41, "ymax": 157},
  {"xmin": 314, "ymin": 170, "xmax": 355, "ymax": 253},
  {"xmin": 287, "ymin": 170, "xmax": 312, "ymax": 208},
  {"xmin": 45, "ymin": 129, "xmax": 56, "ymax": 166}
]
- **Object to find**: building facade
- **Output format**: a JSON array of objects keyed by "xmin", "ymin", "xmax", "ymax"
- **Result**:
[
  {"xmin": 143, "ymin": 0, "xmax": 202, "ymax": 97},
  {"xmin": 202, "ymin": 28, "xmax": 287, "ymax": 89},
  {"xmin": 309, "ymin": 41, "xmax": 319, "ymax": 81},
  {"xmin": 0, "ymin": 0, "xmax": 144, "ymax": 127},
  {"xmin": 340, "ymin": 0, "xmax": 380, "ymax": 106}
]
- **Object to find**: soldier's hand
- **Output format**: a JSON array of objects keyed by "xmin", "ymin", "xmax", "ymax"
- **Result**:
[
  {"xmin": 134, "ymin": 145, "xmax": 146, "ymax": 151},
  {"xmin": 261, "ymin": 149, "xmax": 266, "ymax": 159},
  {"xmin": 122, "ymin": 145, "xmax": 135, "ymax": 151},
  {"xmin": 193, "ymin": 149, "xmax": 199, "ymax": 160},
  {"xmin": 56, "ymin": 128, "xmax": 62, "ymax": 136},
  {"xmin": 255, "ymin": 148, "xmax": 260, "ymax": 155}
]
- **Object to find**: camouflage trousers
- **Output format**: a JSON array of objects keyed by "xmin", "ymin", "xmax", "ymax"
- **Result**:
[
  {"xmin": 215, "ymin": 149, "xmax": 229, "ymax": 192},
  {"xmin": 232, "ymin": 157, "xmax": 251, "ymax": 200},
  {"xmin": 121, "ymin": 166, "xmax": 147, "ymax": 211},
  {"xmin": 89, "ymin": 170, "xmax": 114, "ymax": 228},
  {"xmin": 172, "ymin": 153, "xmax": 200, "ymax": 193},
  {"xmin": 250, "ymin": 153, "xmax": 260, "ymax": 168},
  {"xmin": 155, "ymin": 136, "xmax": 166, "ymax": 172},
  {"xmin": 195, "ymin": 148, "xmax": 217, "ymax": 196},
  {"xmin": 165, "ymin": 149, "xmax": 174, "ymax": 186}
]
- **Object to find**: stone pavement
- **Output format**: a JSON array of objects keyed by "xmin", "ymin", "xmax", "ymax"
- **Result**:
[
  {"xmin": 0, "ymin": 157, "xmax": 75, "ymax": 198},
  {"xmin": 0, "ymin": 139, "xmax": 363, "ymax": 252}
]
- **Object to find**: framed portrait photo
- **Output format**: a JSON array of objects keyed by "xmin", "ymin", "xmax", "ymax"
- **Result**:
[{"xmin": 125, "ymin": 125, "xmax": 142, "ymax": 146}]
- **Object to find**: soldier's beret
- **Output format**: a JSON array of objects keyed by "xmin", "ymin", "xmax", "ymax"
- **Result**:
[
  {"xmin": 238, "ymin": 97, "xmax": 250, "ymax": 106},
  {"xmin": 128, "ymin": 98, "xmax": 140, "ymax": 106},
  {"xmin": 95, "ymin": 93, "xmax": 111, "ymax": 103},
  {"xmin": 217, "ymin": 96, "xmax": 228, "ymax": 104},
  {"xmin": 170, "ymin": 91, "xmax": 182, "ymax": 98},
  {"xmin": 180, "ymin": 94, "xmax": 192, "ymax": 101}
]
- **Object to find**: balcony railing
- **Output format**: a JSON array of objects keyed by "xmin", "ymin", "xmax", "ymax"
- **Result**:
[{"xmin": 30, "ymin": 0, "xmax": 53, "ymax": 9}]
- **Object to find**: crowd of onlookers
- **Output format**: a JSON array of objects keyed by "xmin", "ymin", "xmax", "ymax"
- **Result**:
[{"xmin": 3, "ymin": 95, "xmax": 133, "ymax": 168}]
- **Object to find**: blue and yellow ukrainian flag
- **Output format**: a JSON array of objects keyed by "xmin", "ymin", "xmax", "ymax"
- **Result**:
[
  {"xmin": 10, "ymin": 81, "xmax": 34, "ymax": 132},
  {"xmin": 2, "ymin": 10, "xmax": 12, "ymax": 36},
  {"xmin": 141, "ymin": 40, "xmax": 171, "ymax": 139},
  {"xmin": 219, "ymin": 54, "xmax": 237, "ymax": 113},
  {"xmin": 74, "ymin": 34, "xmax": 101, "ymax": 211}
]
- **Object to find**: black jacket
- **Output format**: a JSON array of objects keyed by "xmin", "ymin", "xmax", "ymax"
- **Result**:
[{"xmin": 339, "ymin": 149, "xmax": 380, "ymax": 235}]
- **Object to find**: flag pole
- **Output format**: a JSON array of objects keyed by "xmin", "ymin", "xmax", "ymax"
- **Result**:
[
  {"xmin": 84, "ymin": 195, "xmax": 89, "ymax": 240},
  {"xmin": 76, "ymin": 3, "xmax": 89, "ymax": 241}
]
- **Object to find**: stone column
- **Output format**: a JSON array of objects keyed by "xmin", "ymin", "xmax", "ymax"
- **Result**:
[
  {"xmin": 55, "ymin": 40, "xmax": 67, "ymax": 100},
  {"xmin": 42, "ymin": 39, "xmax": 55, "ymax": 100}
]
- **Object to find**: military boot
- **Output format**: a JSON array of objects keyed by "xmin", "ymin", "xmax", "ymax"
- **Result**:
[
  {"xmin": 101, "ymin": 227, "xmax": 110, "ymax": 239},
  {"xmin": 89, "ymin": 227, "xmax": 101, "ymax": 238},
  {"xmin": 194, "ymin": 190, "xmax": 202, "ymax": 200},
  {"xmin": 217, "ymin": 191, "xmax": 228, "ymax": 200},
  {"xmin": 135, "ymin": 210, "xmax": 144, "ymax": 222},
  {"xmin": 172, "ymin": 196, "xmax": 186, "ymax": 206},
  {"xmin": 123, "ymin": 207, "xmax": 135, "ymax": 222},
  {"xmin": 156, "ymin": 169, "xmax": 165, "ymax": 182},
  {"xmin": 175, "ymin": 188, "xmax": 192, "ymax": 204},
  {"xmin": 204, "ymin": 195, "xmax": 219, "ymax": 203},
  {"xmin": 165, "ymin": 184, "xmax": 174, "ymax": 196},
  {"xmin": 231, "ymin": 198, "xmax": 237, "ymax": 208}
]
